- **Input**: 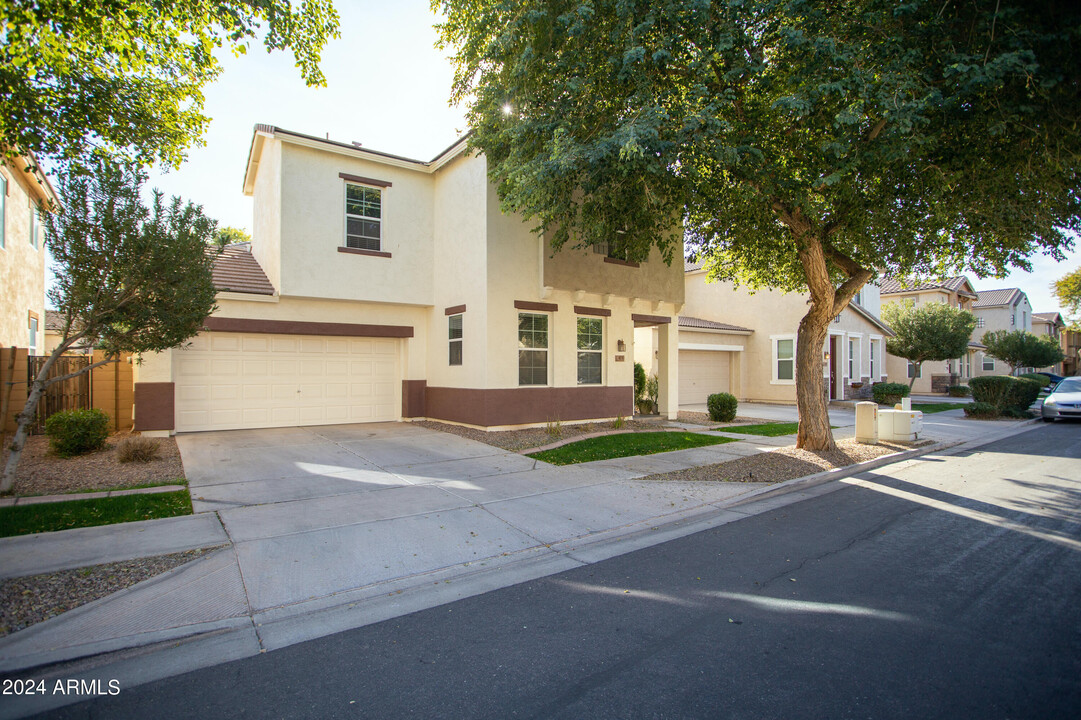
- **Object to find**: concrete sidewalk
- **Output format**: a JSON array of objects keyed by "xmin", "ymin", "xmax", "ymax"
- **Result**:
[{"xmin": 0, "ymin": 411, "xmax": 1042, "ymax": 708}]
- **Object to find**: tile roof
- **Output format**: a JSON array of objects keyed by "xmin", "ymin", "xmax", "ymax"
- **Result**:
[
  {"xmin": 879, "ymin": 276, "xmax": 976, "ymax": 297},
  {"xmin": 847, "ymin": 302, "xmax": 894, "ymax": 336},
  {"xmin": 44, "ymin": 310, "xmax": 66, "ymax": 333},
  {"xmin": 678, "ymin": 316, "xmax": 753, "ymax": 333},
  {"xmin": 211, "ymin": 243, "xmax": 276, "ymax": 296},
  {"xmin": 1033, "ymin": 311, "xmax": 1064, "ymax": 325},
  {"xmin": 972, "ymin": 288, "xmax": 1023, "ymax": 308},
  {"xmin": 685, "ymin": 259, "xmax": 704, "ymax": 272},
  {"xmin": 968, "ymin": 340, "xmax": 987, "ymax": 349}
]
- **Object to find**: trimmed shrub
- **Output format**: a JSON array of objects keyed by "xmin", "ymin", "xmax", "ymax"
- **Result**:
[
  {"xmin": 44, "ymin": 408, "xmax": 110, "ymax": 457},
  {"xmin": 947, "ymin": 385, "xmax": 970, "ymax": 397},
  {"xmin": 634, "ymin": 362, "xmax": 647, "ymax": 400},
  {"xmin": 1006, "ymin": 377, "xmax": 1042, "ymax": 413},
  {"xmin": 1019, "ymin": 372, "xmax": 1052, "ymax": 388},
  {"xmin": 969, "ymin": 376, "xmax": 1042, "ymax": 414},
  {"xmin": 872, "ymin": 382, "xmax": 910, "ymax": 406},
  {"xmin": 116, "ymin": 436, "xmax": 161, "ymax": 463},
  {"xmin": 964, "ymin": 402, "xmax": 1000, "ymax": 419},
  {"xmin": 707, "ymin": 392, "xmax": 738, "ymax": 422},
  {"xmin": 969, "ymin": 376, "xmax": 1014, "ymax": 407}
]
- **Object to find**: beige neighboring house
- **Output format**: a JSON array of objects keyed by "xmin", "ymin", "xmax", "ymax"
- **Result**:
[
  {"xmin": 971, "ymin": 288, "xmax": 1033, "ymax": 377},
  {"xmin": 0, "ymin": 153, "xmax": 58, "ymax": 355},
  {"xmin": 132, "ymin": 125, "xmax": 684, "ymax": 435},
  {"xmin": 1032, "ymin": 311, "xmax": 1066, "ymax": 375},
  {"xmin": 880, "ymin": 276, "xmax": 983, "ymax": 393},
  {"xmin": 635, "ymin": 262, "xmax": 892, "ymax": 406},
  {"xmin": 1062, "ymin": 327, "xmax": 1081, "ymax": 377},
  {"xmin": 42, "ymin": 310, "xmax": 92, "ymax": 355}
]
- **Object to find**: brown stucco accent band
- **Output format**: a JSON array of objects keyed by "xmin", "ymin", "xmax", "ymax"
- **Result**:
[
  {"xmin": 133, "ymin": 382, "xmax": 175, "ymax": 431},
  {"xmin": 514, "ymin": 300, "xmax": 558, "ymax": 313},
  {"xmin": 573, "ymin": 305, "xmax": 611, "ymax": 317},
  {"xmin": 202, "ymin": 317, "xmax": 414, "ymax": 338},
  {"xmin": 402, "ymin": 380, "xmax": 427, "ymax": 418},
  {"xmin": 631, "ymin": 313, "xmax": 671, "ymax": 325},
  {"xmin": 444, "ymin": 304, "xmax": 467, "ymax": 316},
  {"xmin": 425, "ymin": 386, "xmax": 633, "ymax": 427},
  {"xmin": 338, "ymin": 246, "xmax": 392, "ymax": 258},
  {"xmin": 338, "ymin": 172, "xmax": 392, "ymax": 188},
  {"xmin": 603, "ymin": 257, "xmax": 640, "ymax": 268}
]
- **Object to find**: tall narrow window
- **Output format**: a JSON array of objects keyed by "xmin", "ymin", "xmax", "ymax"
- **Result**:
[
  {"xmin": 576, "ymin": 317, "xmax": 602, "ymax": 385},
  {"xmin": 28, "ymin": 315, "xmax": 38, "ymax": 355},
  {"xmin": 774, "ymin": 338, "xmax": 794, "ymax": 382},
  {"xmin": 518, "ymin": 313, "xmax": 548, "ymax": 385},
  {"xmin": 29, "ymin": 205, "xmax": 36, "ymax": 248},
  {"xmin": 0, "ymin": 174, "xmax": 6, "ymax": 249},
  {"xmin": 869, "ymin": 340, "xmax": 877, "ymax": 378},
  {"xmin": 848, "ymin": 338, "xmax": 855, "ymax": 378},
  {"xmin": 448, "ymin": 314, "xmax": 463, "ymax": 366},
  {"xmin": 344, "ymin": 183, "xmax": 382, "ymax": 251}
]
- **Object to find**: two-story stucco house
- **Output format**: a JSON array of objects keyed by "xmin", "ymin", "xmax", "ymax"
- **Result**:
[
  {"xmin": 880, "ymin": 276, "xmax": 983, "ymax": 394},
  {"xmin": 0, "ymin": 154, "xmax": 57, "ymax": 355},
  {"xmin": 1032, "ymin": 311, "xmax": 1066, "ymax": 375},
  {"xmin": 634, "ymin": 262, "xmax": 892, "ymax": 406},
  {"xmin": 131, "ymin": 125, "xmax": 684, "ymax": 434},
  {"xmin": 971, "ymin": 288, "xmax": 1033, "ymax": 377}
]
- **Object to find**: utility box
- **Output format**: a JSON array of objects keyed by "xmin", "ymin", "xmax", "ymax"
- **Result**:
[
  {"xmin": 855, "ymin": 402, "xmax": 879, "ymax": 444},
  {"xmin": 879, "ymin": 409, "xmax": 924, "ymax": 441}
]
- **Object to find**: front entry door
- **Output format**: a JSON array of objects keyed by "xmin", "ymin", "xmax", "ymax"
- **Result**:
[{"xmin": 829, "ymin": 336, "xmax": 839, "ymax": 400}]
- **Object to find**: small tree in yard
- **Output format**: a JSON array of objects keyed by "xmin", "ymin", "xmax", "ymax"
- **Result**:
[
  {"xmin": 981, "ymin": 330, "xmax": 1066, "ymax": 376},
  {"xmin": 1053, "ymin": 267, "xmax": 1081, "ymax": 328},
  {"xmin": 1, "ymin": 158, "xmax": 217, "ymax": 493},
  {"xmin": 882, "ymin": 302, "xmax": 978, "ymax": 389}
]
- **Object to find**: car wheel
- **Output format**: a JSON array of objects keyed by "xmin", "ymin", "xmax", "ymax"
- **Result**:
[{"xmin": 1042, "ymin": 416, "xmax": 1056, "ymax": 423}]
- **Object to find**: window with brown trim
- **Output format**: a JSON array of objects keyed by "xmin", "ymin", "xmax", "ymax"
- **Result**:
[
  {"xmin": 449, "ymin": 313, "xmax": 463, "ymax": 366},
  {"xmin": 344, "ymin": 183, "xmax": 382, "ymax": 251},
  {"xmin": 577, "ymin": 317, "xmax": 602, "ymax": 384},
  {"xmin": 518, "ymin": 313, "xmax": 548, "ymax": 385}
]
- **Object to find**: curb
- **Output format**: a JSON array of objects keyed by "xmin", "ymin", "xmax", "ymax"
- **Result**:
[{"xmin": 0, "ymin": 485, "xmax": 188, "ymax": 508}]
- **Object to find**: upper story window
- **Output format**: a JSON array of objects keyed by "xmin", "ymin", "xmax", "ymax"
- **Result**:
[
  {"xmin": 344, "ymin": 183, "xmax": 382, "ymax": 251},
  {"xmin": 853, "ymin": 290, "xmax": 863, "ymax": 306},
  {"xmin": 975, "ymin": 317, "xmax": 985, "ymax": 328},
  {"xmin": 518, "ymin": 313, "xmax": 549, "ymax": 386},
  {"xmin": 29, "ymin": 205, "xmax": 37, "ymax": 248},
  {"xmin": 577, "ymin": 317, "xmax": 602, "ymax": 385},
  {"xmin": 448, "ymin": 314, "xmax": 463, "ymax": 366}
]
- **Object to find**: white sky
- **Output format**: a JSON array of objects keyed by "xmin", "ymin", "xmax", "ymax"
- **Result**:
[{"xmin": 61, "ymin": 0, "xmax": 1080, "ymax": 315}]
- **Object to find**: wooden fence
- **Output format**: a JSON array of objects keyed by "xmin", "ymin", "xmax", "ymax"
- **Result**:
[{"xmin": 0, "ymin": 347, "xmax": 134, "ymax": 435}]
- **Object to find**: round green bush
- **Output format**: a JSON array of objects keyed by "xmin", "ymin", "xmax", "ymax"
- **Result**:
[
  {"xmin": 963, "ymin": 402, "xmax": 1000, "ymax": 419},
  {"xmin": 633, "ymin": 362, "xmax": 647, "ymax": 400},
  {"xmin": 947, "ymin": 385, "xmax": 970, "ymax": 397},
  {"xmin": 44, "ymin": 408, "xmax": 111, "ymax": 457},
  {"xmin": 1006, "ymin": 377, "xmax": 1042, "ymax": 413},
  {"xmin": 1019, "ymin": 372, "xmax": 1052, "ymax": 388},
  {"xmin": 970, "ymin": 376, "xmax": 1042, "ymax": 413},
  {"xmin": 872, "ymin": 382, "xmax": 910, "ymax": 406},
  {"xmin": 707, "ymin": 392, "xmax": 738, "ymax": 422}
]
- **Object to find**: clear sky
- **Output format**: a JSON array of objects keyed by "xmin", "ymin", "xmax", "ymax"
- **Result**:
[{"xmin": 131, "ymin": 1, "xmax": 1077, "ymax": 316}]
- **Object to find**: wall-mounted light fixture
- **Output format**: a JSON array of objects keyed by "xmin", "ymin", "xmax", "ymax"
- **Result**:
[{"xmin": 617, "ymin": 340, "xmax": 626, "ymax": 352}]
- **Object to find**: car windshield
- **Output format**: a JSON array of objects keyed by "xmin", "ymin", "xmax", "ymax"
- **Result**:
[{"xmin": 1054, "ymin": 378, "xmax": 1081, "ymax": 393}]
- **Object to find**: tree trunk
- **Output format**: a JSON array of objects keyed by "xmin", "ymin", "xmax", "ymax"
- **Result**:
[
  {"xmin": 0, "ymin": 351, "xmax": 64, "ymax": 493},
  {"xmin": 795, "ymin": 306, "xmax": 835, "ymax": 451},
  {"xmin": 908, "ymin": 367, "xmax": 919, "ymax": 390}
]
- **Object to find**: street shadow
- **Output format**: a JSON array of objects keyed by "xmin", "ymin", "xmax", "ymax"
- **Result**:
[{"xmin": 950, "ymin": 421, "xmax": 1081, "ymax": 460}]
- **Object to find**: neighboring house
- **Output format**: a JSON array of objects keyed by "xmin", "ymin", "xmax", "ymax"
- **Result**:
[
  {"xmin": 132, "ymin": 125, "xmax": 684, "ymax": 435},
  {"xmin": 971, "ymin": 288, "xmax": 1033, "ymax": 376},
  {"xmin": 0, "ymin": 153, "xmax": 58, "ymax": 355},
  {"xmin": 880, "ymin": 276, "xmax": 982, "ymax": 393},
  {"xmin": 1062, "ymin": 327, "xmax": 1081, "ymax": 377},
  {"xmin": 1032, "ymin": 311, "xmax": 1066, "ymax": 375},
  {"xmin": 42, "ymin": 310, "xmax": 92, "ymax": 355},
  {"xmin": 634, "ymin": 262, "xmax": 891, "ymax": 406}
]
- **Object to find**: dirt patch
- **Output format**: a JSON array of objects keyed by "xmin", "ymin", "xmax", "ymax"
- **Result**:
[
  {"xmin": 1, "ymin": 432, "xmax": 186, "ymax": 497},
  {"xmin": 676, "ymin": 411, "xmax": 776, "ymax": 427},
  {"xmin": 0, "ymin": 547, "xmax": 222, "ymax": 637},
  {"xmin": 646, "ymin": 438, "xmax": 932, "ymax": 484},
  {"xmin": 416, "ymin": 419, "xmax": 674, "ymax": 453}
]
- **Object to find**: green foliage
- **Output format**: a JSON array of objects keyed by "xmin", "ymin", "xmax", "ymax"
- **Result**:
[
  {"xmin": 213, "ymin": 226, "xmax": 251, "ymax": 249},
  {"xmin": 528, "ymin": 432, "xmax": 734, "ymax": 465},
  {"xmin": 633, "ymin": 362, "xmax": 647, "ymax": 400},
  {"xmin": 0, "ymin": 491, "xmax": 192, "ymax": 538},
  {"xmin": 981, "ymin": 330, "xmax": 1066, "ymax": 374},
  {"xmin": 717, "ymin": 422, "xmax": 801, "ymax": 436},
  {"xmin": 964, "ymin": 402, "xmax": 1000, "ymax": 420},
  {"xmin": 116, "ymin": 436, "xmax": 161, "ymax": 463},
  {"xmin": 969, "ymin": 376, "xmax": 1041, "ymax": 414},
  {"xmin": 1006, "ymin": 378, "xmax": 1043, "ymax": 414},
  {"xmin": 44, "ymin": 408, "xmax": 110, "ymax": 457},
  {"xmin": 611, "ymin": 413, "xmax": 625, "ymax": 430},
  {"xmin": 1052, "ymin": 267, "xmax": 1081, "ymax": 328},
  {"xmin": 706, "ymin": 393, "xmax": 738, "ymax": 423},
  {"xmin": 911, "ymin": 403, "xmax": 968, "ymax": 414},
  {"xmin": 872, "ymin": 383, "xmax": 910, "ymax": 406},
  {"xmin": 44, "ymin": 157, "xmax": 219, "ymax": 359},
  {"xmin": 969, "ymin": 376, "xmax": 1014, "ymax": 407},
  {"xmin": 0, "ymin": 1, "xmax": 340, "ymax": 167},
  {"xmin": 646, "ymin": 375, "xmax": 659, "ymax": 406},
  {"xmin": 882, "ymin": 303, "xmax": 978, "ymax": 380},
  {"xmin": 947, "ymin": 385, "xmax": 970, "ymax": 397},
  {"xmin": 1019, "ymin": 373, "xmax": 1053, "ymax": 388}
]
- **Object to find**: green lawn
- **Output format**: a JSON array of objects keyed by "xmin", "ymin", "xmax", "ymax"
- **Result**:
[
  {"xmin": 911, "ymin": 403, "xmax": 969, "ymax": 414},
  {"xmin": 0, "ymin": 490, "xmax": 193, "ymax": 538},
  {"xmin": 528, "ymin": 431, "xmax": 735, "ymax": 465},
  {"xmin": 713, "ymin": 422, "xmax": 839, "ymax": 436}
]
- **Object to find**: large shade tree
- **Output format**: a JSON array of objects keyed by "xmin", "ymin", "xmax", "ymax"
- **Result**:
[
  {"xmin": 1, "ymin": 159, "xmax": 219, "ymax": 492},
  {"xmin": 1053, "ymin": 267, "xmax": 1081, "ymax": 328},
  {"xmin": 0, "ymin": 0, "xmax": 340, "ymax": 168},
  {"xmin": 882, "ymin": 302, "xmax": 978, "ymax": 389},
  {"xmin": 437, "ymin": 0, "xmax": 1081, "ymax": 449}
]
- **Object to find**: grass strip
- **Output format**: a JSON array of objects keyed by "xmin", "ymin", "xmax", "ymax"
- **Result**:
[
  {"xmin": 910, "ymin": 403, "xmax": 969, "ymax": 414},
  {"xmin": 0, "ymin": 490, "xmax": 193, "ymax": 538},
  {"xmin": 714, "ymin": 422, "xmax": 839, "ymax": 436},
  {"xmin": 528, "ymin": 431, "xmax": 735, "ymax": 465}
]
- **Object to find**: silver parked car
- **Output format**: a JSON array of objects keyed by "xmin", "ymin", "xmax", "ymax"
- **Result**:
[{"xmin": 1041, "ymin": 377, "xmax": 1081, "ymax": 422}]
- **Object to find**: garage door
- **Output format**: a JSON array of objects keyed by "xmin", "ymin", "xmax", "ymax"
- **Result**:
[
  {"xmin": 679, "ymin": 350, "xmax": 731, "ymax": 405},
  {"xmin": 174, "ymin": 332, "xmax": 399, "ymax": 432}
]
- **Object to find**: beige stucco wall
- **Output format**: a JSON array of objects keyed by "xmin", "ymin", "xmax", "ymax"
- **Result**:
[
  {"xmin": 277, "ymin": 142, "xmax": 434, "ymax": 306},
  {"xmin": 0, "ymin": 161, "xmax": 46, "ymax": 351},
  {"xmin": 543, "ymin": 240, "xmax": 684, "ymax": 305},
  {"xmin": 251, "ymin": 138, "xmax": 282, "ymax": 291}
]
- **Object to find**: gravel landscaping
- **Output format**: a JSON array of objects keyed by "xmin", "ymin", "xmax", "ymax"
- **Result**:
[
  {"xmin": 0, "ymin": 547, "xmax": 222, "ymax": 637},
  {"xmin": 416, "ymin": 418, "xmax": 672, "ymax": 452},
  {"xmin": 676, "ymin": 411, "xmax": 776, "ymax": 427},
  {"xmin": 645, "ymin": 438, "xmax": 932, "ymax": 484},
  {"xmin": 0, "ymin": 432, "xmax": 186, "ymax": 497}
]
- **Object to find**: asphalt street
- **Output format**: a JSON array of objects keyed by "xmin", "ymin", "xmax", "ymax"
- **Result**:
[{"xmin": 30, "ymin": 422, "xmax": 1081, "ymax": 719}]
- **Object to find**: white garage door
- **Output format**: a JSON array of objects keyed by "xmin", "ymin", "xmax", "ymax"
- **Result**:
[
  {"xmin": 679, "ymin": 350, "xmax": 731, "ymax": 405},
  {"xmin": 174, "ymin": 332, "xmax": 399, "ymax": 432}
]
